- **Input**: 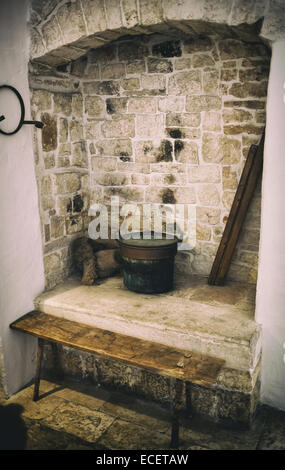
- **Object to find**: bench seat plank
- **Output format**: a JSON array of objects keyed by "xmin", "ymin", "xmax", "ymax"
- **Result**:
[{"xmin": 10, "ymin": 310, "xmax": 224, "ymax": 387}]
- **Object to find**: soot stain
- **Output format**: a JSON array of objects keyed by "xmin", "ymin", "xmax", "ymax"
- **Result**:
[
  {"xmin": 161, "ymin": 188, "xmax": 176, "ymax": 204},
  {"xmin": 106, "ymin": 99, "xmax": 115, "ymax": 114},
  {"xmin": 120, "ymin": 152, "xmax": 131, "ymax": 162},
  {"xmin": 174, "ymin": 140, "xmax": 184, "ymax": 155},
  {"xmin": 152, "ymin": 40, "xmax": 182, "ymax": 58},
  {"xmin": 168, "ymin": 128, "xmax": 182, "ymax": 139},
  {"xmin": 156, "ymin": 140, "xmax": 173, "ymax": 162},
  {"xmin": 73, "ymin": 194, "xmax": 84, "ymax": 213}
]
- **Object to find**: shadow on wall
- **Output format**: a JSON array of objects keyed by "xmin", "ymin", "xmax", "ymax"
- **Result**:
[{"xmin": 0, "ymin": 404, "xmax": 27, "ymax": 450}]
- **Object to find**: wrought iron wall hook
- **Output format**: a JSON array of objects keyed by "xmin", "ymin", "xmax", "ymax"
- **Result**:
[{"xmin": 0, "ymin": 84, "xmax": 43, "ymax": 136}]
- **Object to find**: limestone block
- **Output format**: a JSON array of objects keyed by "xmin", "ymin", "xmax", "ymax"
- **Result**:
[
  {"xmin": 139, "ymin": 0, "xmax": 164, "ymax": 26},
  {"xmin": 150, "ymin": 173, "xmax": 187, "ymax": 186},
  {"xmin": 173, "ymin": 58, "xmax": 192, "ymax": 70},
  {"xmin": 96, "ymin": 139, "xmax": 132, "ymax": 157},
  {"xmin": 136, "ymin": 114, "xmax": 164, "ymax": 139},
  {"xmin": 218, "ymin": 39, "xmax": 268, "ymax": 60},
  {"xmin": 66, "ymin": 215, "xmax": 84, "ymax": 235},
  {"xmin": 152, "ymin": 40, "xmax": 182, "ymax": 58},
  {"xmin": 222, "ymin": 109, "xmax": 253, "ymax": 123},
  {"xmin": 50, "ymin": 216, "xmax": 65, "ymax": 239},
  {"xmin": 55, "ymin": 173, "xmax": 81, "ymax": 194},
  {"xmin": 70, "ymin": 56, "xmax": 88, "ymax": 77},
  {"xmin": 222, "ymin": 167, "xmax": 238, "ymax": 190},
  {"xmin": 222, "ymin": 191, "xmax": 235, "ymax": 211},
  {"xmin": 30, "ymin": 27, "xmax": 46, "ymax": 59},
  {"xmin": 44, "ymin": 252, "xmax": 61, "ymax": 274},
  {"xmin": 53, "ymin": 93, "xmax": 72, "ymax": 115},
  {"xmin": 71, "ymin": 142, "xmax": 88, "ymax": 168},
  {"xmin": 203, "ymin": 112, "xmax": 221, "ymax": 131},
  {"xmin": 83, "ymin": 81, "xmax": 120, "ymax": 96},
  {"xmin": 224, "ymin": 124, "xmax": 264, "ymax": 135},
  {"xmin": 229, "ymin": 81, "xmax": 268, "ymax": 99},
  {"xmin": 186, "ymin": 95, "xmax": 221, "ymax": 112},
  {"xmin": 126, "ymin": 60, "xmax": 146, "ymax": 75},
  {"xmin": 228, "ymin": 263, "xmax": 258, "ymax": 284},
  {"xmin": 41, "ymin": 14, "xmax": 63, "ymax": 51},
  {"xmin": 41, "ymin": 175, "xmax": 53, "ymax": 195},
  {"xmin": 81, "ymin": 0, "xmax": 107, "ymax": 34},
  {"xmin": 168, "ymin": 70, "xmax": 201, "ymax": 95},
  {"xmin": 121, "ymin": 0, "xmax": 139, "ymax": 28},
  {"xmin": 104, "ymin": 0, "xmax": 124, "ymax": 30},
  {"xmin": 202, "ymin": 133, "xmax": 241, "ymax": 164},
  {"xmin": 44, "ymin": 153, "xmax": 55, "ymax": 169},
  {"xmin": 70, "ymin": 120, "xmax": 83, "ymax": 141},
  {"xmin": 88, "ymin": 45, "xmax": 117, "ymax": 64},
  {"xmin": 41, "ymin": 113, "xmax": 57, "ymax": 152},
  {"xmin": 167, "ymin": 128, "xmax": 201, "ymax": 139},
  {"xmin": 102, "ymin": 116, "xmax": 135, "ymax": 138},
  {"xmin": 131, "ymin": 173, "xmax": 150, "ymax": 185},
  {"xmin": 166, "ymin": 113, "xmax": 201, "ymax": 127},
  {"xmin": 106, "ymin": 98, "xmax": 128, "ymax": 115},
  {"xmin": 163, "ymin": 0, "xmax": 205, "ymax": 21},
  {"xmin": 147, "ymin": 58, "xmax": 173, "ymax": 74},
  {"xmin": 85, "ymin": 64, "xmax": 99, "ymax": 79},
  {"xmin": 188, "ymin": 165, "xmax": 220, "ymax": 183},
  {"xmin": 193, "ymin": 53, "xmax": 215, "ymax": 68},
  {"xmin": 158, "ymin": 96, "xmax": 185, "ymax": 113},
  {"xmin": 94, "ymin": 172, "xmax": 129, "ymax": 186},
  {"xmin": 58, "ymin": 143, "xmax": 71, "ymax": 157},
  {"xmin": 101, "ymin": 63, "xmax": 126, "ymax": 80},
  {"xmin": 239, "ymin": 66, "xmax": 269, "ymax": 82},
  {"xmin": 196, "ymin": 223, "xmax": 211, "ymax": 241},
  {"xmin": 135, "ymin": 140, "xmax": 173, "ymax": 163},
  {"xmin": 118, "ymin": 42, "xmax": 148, "ymax": 61},
  {"xmin": 128, "ymin": 97, "xmax": 156, "ymax": 114},
  {"xmin": 42, "ymin": 196, "xmax": 55, "ymax": 212},
  {"xmin": 141, "ymin": 74, "xmax": 166, "ymax": 90},
  {"xmin": 183, "ymin": 35, "xmax": 213, "ymax": 54},
  {"xmin": 197, "ymin": 206, "xmax": 220, "ymax": 225},
  {"xmin": 59, "ymin": 118, "xmax": 68, "ymax": 143},
  {"xmin": 56, "ymin": 1, "xmax": 87, "ymax": 44},
  {"xmin": 32, "ymin": 89, "xmax": 52, "ymax": 111},
  {"xmin": 203, "ymin": 69, "xmax": 219, "ymax": 95},
  {"xmin": 85, "ymin": 96, "xmax": 106, "ymax": 117},
  {"xmin": 145, "ymin": 186, "xmax": 195, "ymax": 204},
  {"xmin": 197, "ymin": 184, "xmax": 220, "ymax": 206},
  {"xmin": 261, "ymin": 0, "xmax": 285, "ymax": 40},
  {"xmin": 91, "ymin": 157, "xmax": 117, "ymax": 172},
  {"xmin": 174, "ymin": 140, "xmax": 199, "ymax": 164},
  {"xmin": 120, "ymin": 78, "xmax": 140, "ymax": 91},
  {"xmin": 103, "ymin": 186, "xmax": 144, "ymax": 203},
  {"xmin": 221, "ymin": 68, "xmax": 237, "ymax": 81},
  {"xmin": 85, "ymin": 121, "xmax": 102, "ymax": 140}
]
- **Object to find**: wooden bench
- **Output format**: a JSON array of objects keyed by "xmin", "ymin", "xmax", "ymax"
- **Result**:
[{"xmin": 10, "ymin": 310, "xmax": 224, "ymax": 448}]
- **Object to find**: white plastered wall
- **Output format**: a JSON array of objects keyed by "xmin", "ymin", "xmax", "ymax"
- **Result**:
[
  {"xmin": 0, "ymin": 0, "xmax": 45, "ymax": 397},
  {"xmin": 256, "ymin": 40, "xmax": 285, "ymax": 411}
]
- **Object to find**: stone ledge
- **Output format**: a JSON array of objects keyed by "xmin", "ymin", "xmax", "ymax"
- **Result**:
[{"xmin": 35, "ymin": 274, "xmax": 260, "ymax": 379}]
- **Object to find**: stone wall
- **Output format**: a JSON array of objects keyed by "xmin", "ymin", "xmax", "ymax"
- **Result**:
[
  {"xmin": 30, "ymin": 33, "xmax": 270, "ymax": 287},
  {"xmin": 30, "ymin": 72, "xmax": 90, "ymax": 289},
  {"xmin": 29, "ymin": 0, "xmax": 284, "ymax": 67}
]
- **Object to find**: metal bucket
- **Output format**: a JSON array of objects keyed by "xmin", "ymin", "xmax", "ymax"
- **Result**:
[{"xmin": 117, "ymin": 232, "xmax": 178, "ymax": 294}]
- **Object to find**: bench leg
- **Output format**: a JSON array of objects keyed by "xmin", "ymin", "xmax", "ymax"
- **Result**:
[
  {"xmin": 33, "ymin": 338, "xmax": 44, "ymax": 402},
  {"xmin": 170, "ymin": 378, "xmax": 184, "ymax": 449}
]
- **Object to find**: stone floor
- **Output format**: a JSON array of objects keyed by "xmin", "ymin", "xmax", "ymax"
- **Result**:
[{"xmin": 0, "ymin": 379, "xmax": 284, "ymax": 450}]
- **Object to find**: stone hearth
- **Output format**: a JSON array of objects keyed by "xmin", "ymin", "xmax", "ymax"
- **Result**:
[{"xmin": 35, "ymin": 273, "xmax": 260, "ymax": 426}]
